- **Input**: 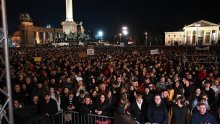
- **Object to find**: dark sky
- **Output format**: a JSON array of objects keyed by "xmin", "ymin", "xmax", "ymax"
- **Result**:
[{"xmin": 6, "ymin": 0, "xmax": 220, "ymax": 39}]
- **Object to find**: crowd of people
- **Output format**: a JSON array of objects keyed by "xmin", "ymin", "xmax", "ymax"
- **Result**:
[{"xmin": 0, "ymin": 46, "xmax": 219, "ymax": 124}]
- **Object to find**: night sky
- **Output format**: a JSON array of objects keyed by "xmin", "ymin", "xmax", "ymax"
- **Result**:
[{"xmin": 6, "ymin": 0, "xmax": 220, "ymax": 39}]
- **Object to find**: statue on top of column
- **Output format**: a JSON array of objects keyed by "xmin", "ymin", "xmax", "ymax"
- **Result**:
[{"xmin": 19, "ymin": 13, "xmax": 33, "ymax": 22}]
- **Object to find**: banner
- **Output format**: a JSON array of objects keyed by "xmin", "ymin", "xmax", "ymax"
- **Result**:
[
  {"xmin": 52, "ymin": 43, "xmax": 69, "ymax": 46},
  {"xmin": 150, "ymin": 49, "xmax": 160, "ymax": 55},
  {"xmin": 195, "ymin": 46, "xmax": 209, "ymax": 51},
  {"xmin": 87, "ymin": 49, "xmax": 95, "ymax": 55},
  {"xmin": 34, "ymin": 57, "xmax": 42, "ymax": 62}
]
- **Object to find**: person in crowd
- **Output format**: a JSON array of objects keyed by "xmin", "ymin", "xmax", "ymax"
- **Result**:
[
  {"xmin": 32, "ymin": 82, "xmax": 46, "ymax": 100},
  {"xmin": 147, "ymin": 94, "xmax": 168, "ymax": 124},
  {"xmin": 61, "ymin": 90, "xmax": 78, "ymax": 111},
  {"xmin": 211, "ymin": 79, "xmax": 220, "ymax": 97},
  {"xmin": 156, "ymin": 76, "xmax": 166, "ymax": 92},
  {"xmin": 192, "ymin": 93, "xmax": 211, "ymax": 113},
  {"xmin": 94, "ymin": 94, "xmax": 110, "ymax": 116},
  {"xmin": 168, "ymin": 96, "xmax": 190, "ymax": 124},
  {"xmin": 203, "ymin": 80, "xmax": 215, "ymax": 109},
  {"xmin": 13, "ymin": 99, "xmax": 23, "ymax": 109},
  {"xmin": 49, "ymin": 87, "xmax": 61, "ymax": 110},
  {"xmin": 142, "ymin": 86, "xmax": 154, "ymax": 108},
  {"xmin": 190, "ymin": 102, "xmax": 217, "ymax": 124},
  {"xmin": 13, "ymin": 84, "xmax": 25, "ymax": 105},
  {"xmin": 39, "ymin": 93, "xmax": 58, "ymax": 117},
  {"xmin": 79, "ymin": 96, "xmax": 94, "ymax": 115},
  {"xmin": 188, "ymin": 87, "xmax": 202, "ymax": 111},
  {"xmin": 161, "ymin": 89, "xmax": 172, "ymax": 110},
  {"xmin": 91, "ymin": 90, "xmax": 98, "ymax": 105},
  {"xmin": 128, "ymin": 94, "xmax": 146, "ymax": 124},
  {"xmin": 183, "ymin": 78, "xmax": 195, "ymax": 99}
]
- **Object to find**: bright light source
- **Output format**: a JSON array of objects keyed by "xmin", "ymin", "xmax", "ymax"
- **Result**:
[
  {"xmin": 97, "ymin": 30, "xmax": 104, "ymax": 41},
  {"xmin": 122, "ymin": 26, "xmax": 127, "ymax": 30},
  {"xmin": 98, "ymin": 31, "xmax": 103, "ymax": 37},
  {"xmin": 119, "ymin": 33, "xmax": 122, "ymax": 36},
  {"xmin": 122, "ymin": 26, "xmax": 128, "ymax": 36},
  {"xmin": 122, "ymin": 30, "xmax": 128, "ymax": 36}
]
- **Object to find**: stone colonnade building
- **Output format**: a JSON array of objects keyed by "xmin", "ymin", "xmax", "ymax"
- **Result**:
[
  {"xmin": 165, "ymin": 20, "xmax": 220, "ymax": 46},
  {"xmin": 11, "ymin": 13, "xmax": 84, "ymax": 47}
]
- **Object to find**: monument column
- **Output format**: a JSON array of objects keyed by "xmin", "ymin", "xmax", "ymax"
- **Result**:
[
  {"xmin": 62, "ymin": 0, "xmax": 77, "ymax": 34},
  {"xmin": 66, "ymin": 0, "xmax": 73, "ymax": 21}
]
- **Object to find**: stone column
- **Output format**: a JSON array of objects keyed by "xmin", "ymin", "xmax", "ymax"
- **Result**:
[
  {"xmin": 216, "ymin": 30, "xmax": 218, "ymax": 44},
  {"xmin": 43, "ymin": 32, "xmax": 46, "ymax": 44},
  {"xmin": 184, "ymin": 31, "xmax": 187, "ymax": 45},
  {"xmin": 66, "ymin": 0, "xmax": 73, "ymax": 21},
  {"xmin": 190, "ymin": 31, "xmax": 193, "ymax": 45},
  {"xmin": 35, "ymin": 31, "xmax": 40, "ymax": 44},
  {"xmin": 203, "ymin": 30, "xmax": 206, "ymax": 45},
  {"xmin": 210, "ymin": 30, "xmax": 212, "ymax": 45},
  {"xmin": 49, "ymin": 33, "xmax": 53, "ymax": 43}
]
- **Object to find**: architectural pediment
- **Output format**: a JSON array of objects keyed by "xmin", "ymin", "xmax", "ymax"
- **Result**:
[{"xmin": 185, "ymin": 20, "xmax": 219, "ymax": 28}]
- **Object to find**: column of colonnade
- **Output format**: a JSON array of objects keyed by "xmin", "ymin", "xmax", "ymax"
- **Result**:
[
  {"xmin": 184, "ymin": 29, "xmax": 220, "ymax": 45},
  {"xmin": 34, "ymin": 31, "xmax": 55, "ymax": 44}
]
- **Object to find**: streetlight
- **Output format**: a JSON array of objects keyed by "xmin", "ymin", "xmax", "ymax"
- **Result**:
[
  {"xmin": 122, "ymin": 26, "xmax": 128, "ymax": 36},
  {"xmin": 122, "ymin": 26, "xmax": 128, "ymax": 45},
  {"xmin": 98, "ymin": 30, "xmax": 103, "ymax": 41},
  {"xmin": 145, "ymin": 32, "xmax": 148, "ymax": 45},
  {"xmin": 119, "ymin": 33, "xmax": 122, "ymax": 44}
]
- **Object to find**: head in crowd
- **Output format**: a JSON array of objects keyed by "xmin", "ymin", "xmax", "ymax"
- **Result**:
[
  {"xmin": 154, "ymin": 94, "xmax": 162, "ymax": 105},
  {"xmin": 176, "ymin": 96, "xmax": 186, "ymax": 107},
  {"xmin": 197, "ymin": 102, "xmax": 207, "ymax": 115},
  {"xmin": 13, "ymin": 99, "xmax": 22, "ymax": 109},
  {"xmin": 84, "ymin": 96, "xmax": 92, "ymax": 105},
  {"xmin": 44, "ymin": 92, "xmax": 51, "ymax": 103},
  {"xmin": 99, "ymin": 93, "xmax": 106, "ymax": 104},
  {"xmin": 135, "ymin": 94, "xmax": 143, "ymax": 104}
]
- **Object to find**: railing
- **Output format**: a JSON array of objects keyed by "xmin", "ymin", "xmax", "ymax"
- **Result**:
[{"xmin": 52, "ymin": 111, "xmax": 113, "ymax": 124}]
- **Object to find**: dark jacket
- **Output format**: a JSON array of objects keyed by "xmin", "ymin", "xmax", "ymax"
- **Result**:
[
  {"xmin": 79, "ymin": 103, "xmax": 94, "ymax": 115},
  {"xmin": 168, "ymin": 104, "xmax": 190, "ymax": 124},
  {"xmin": 128, "ymin": 101, "xmax": 147, "ymax": 123},
  {"xmin": 60, "ymin": 95, "xmax": 79, "ymax": 111},
  {"xmin": 190, "ymin": 112, "xmax": 217, "ymax": 124},
  {"xmin": 40, "ymin": 98, "xmax": 58, "ymax": 117},
  {"xmin": 147, "ymin": 103, "xmax": 168, "ymax": 124},
  {"xmin": 95, "ymin": 101, "xmax": 110, "ymax": 116}
]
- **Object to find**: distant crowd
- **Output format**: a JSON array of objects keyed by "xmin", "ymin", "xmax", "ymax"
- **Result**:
[{"xmin": 0, "ymin": 46, "xmax": 219, "ymax": 124}]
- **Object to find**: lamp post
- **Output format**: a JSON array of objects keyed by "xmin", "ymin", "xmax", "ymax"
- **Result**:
[
  {"xmin": 145, "ymin": 32, "xmax": 148, "ymax": 46},
  {"xmin": 122, "ymin": 26, "xmax": 128, "ymax": 45},
  {"xmin": 119, "ymin": 33, "xmax": 122, "ymax": 44}
]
